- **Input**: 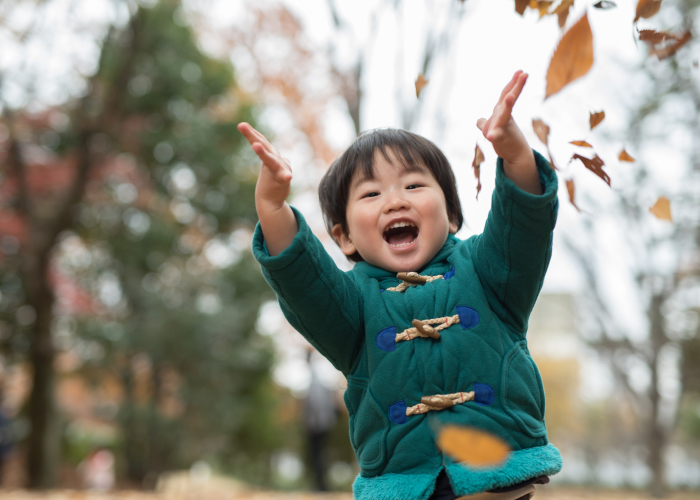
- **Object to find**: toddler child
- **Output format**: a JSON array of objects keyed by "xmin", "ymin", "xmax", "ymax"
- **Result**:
[{"xmin": 239, "ymin": 70, "xmax": 562, "ymax": 500}]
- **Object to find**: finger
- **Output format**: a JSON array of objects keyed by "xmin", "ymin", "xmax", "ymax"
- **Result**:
[
  {"xmin": 476, "ymin": 118, "xmax": 487, "ymax": 131},
  {"xmin": 238, "ymin": 123, "xmax": 277, "ymax": 156},
  {"xmin": 508, "ymin": 72, "xmax": 528, "ymax": 103},
  {"xmin": 253, "ymin": 143, "xmax": 291, "ymax": 176},
  {"xmin": 498, "ymin": 70, "xmax": 523, "ymax": 102}
]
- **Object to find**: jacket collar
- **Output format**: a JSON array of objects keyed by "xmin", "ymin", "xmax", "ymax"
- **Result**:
[{"xmin": 352, "ymin": 234, "xmax": 459, "ymax": 280}]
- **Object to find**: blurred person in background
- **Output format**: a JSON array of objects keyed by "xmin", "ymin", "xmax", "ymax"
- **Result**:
[
  {"xmin": 0, "ymin": 381, "xmax": 14, "ymax": 487},
  {"xmin": 78, "ymin": 448, "xmax": 115, "ymax": 491}
]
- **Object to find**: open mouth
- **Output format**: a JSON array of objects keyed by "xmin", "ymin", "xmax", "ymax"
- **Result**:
[{"xmin": 383, "ymin": 221, "xmax": 419, "ymax": 248}]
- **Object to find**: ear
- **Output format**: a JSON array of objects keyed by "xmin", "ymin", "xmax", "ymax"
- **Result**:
[
  {"xmin": 449, "ymin": 220, "xmax": 458, "ymax": 234},
  {"xmin": 332, "ymin": 223, "xmax": 357, "ymax": 256}
]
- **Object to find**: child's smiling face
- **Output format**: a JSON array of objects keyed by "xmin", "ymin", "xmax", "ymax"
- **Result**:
[{"xmin": 332, "ymin": 149, "xmax": 457, "ymax": 273}]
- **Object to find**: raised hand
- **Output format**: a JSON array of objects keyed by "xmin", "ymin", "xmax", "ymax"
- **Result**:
[
  {"xmin": 237, "ymin": 122, "xmax": 292, "ymax": 208},
  {"xmin": 237, "ymin": 122, "xmax": 298, "ymax": 256},
  {"xmin": 476, "ymin": 70, "xmax": 530, "ymax": 163},
  {"xmin": 476, "ymin": 71, "xmax": 541, "ymax": 195}
]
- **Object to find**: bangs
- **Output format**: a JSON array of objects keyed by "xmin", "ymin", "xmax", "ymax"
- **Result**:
[{"xmin": 352, "ymin": 143, "xmax": 429, "ymax": 188}]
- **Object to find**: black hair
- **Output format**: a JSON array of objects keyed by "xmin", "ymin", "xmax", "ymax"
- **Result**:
[{"xmin": 318, "ymin": 128, "xmax": 463, "ymax": 262}]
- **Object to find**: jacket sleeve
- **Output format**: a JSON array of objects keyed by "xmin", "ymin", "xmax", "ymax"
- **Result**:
[
  {"xmin": 470, "ymin": 149, "xmax": 559, "ymax": 334},
  {"xmin": 252, "ymin": 207, "xmax": 364, "ymax": 374}
]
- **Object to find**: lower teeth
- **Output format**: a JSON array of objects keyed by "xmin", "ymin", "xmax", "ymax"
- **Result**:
[{"xmin": 389, "ymin": 240, "xmax": 414, "ymax": 248}]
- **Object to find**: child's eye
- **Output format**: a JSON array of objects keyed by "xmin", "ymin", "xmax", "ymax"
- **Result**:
[
  {"xmin": 363, "ymin": 192, "xmax": 380, "ymax": 198},
  {"xmin": 406, "ymin": 184, "xmax": 422, "ymax": 190}
]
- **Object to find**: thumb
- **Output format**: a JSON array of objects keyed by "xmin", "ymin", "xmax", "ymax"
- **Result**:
[{"xmin": 476, "ymin": 118, "xmax": 486, "ymax": 131}]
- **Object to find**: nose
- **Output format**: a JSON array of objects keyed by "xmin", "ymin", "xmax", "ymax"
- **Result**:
[{"xmin": 383, "ymin": 194, "xmax": 411, "ymax": 213}]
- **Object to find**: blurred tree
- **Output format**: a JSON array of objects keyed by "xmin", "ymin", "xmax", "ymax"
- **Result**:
[
  {"xmin": 563, "ymin": 0, "xmax": 700, "ymax": 495},
  {"xmin": 0, "ymin": 0, "xmax": 282, "ymax": 488}
]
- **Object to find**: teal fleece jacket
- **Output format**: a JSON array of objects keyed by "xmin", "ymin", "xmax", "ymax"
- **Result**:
[{"xmin": 252, "ymin": 151, "xmax": 562, "ymax": 499}]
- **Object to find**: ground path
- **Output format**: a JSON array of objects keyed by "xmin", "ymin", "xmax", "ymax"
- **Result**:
[{"xmin": 2, "ymin": 487, "xmax": 700, "ymax": 500}]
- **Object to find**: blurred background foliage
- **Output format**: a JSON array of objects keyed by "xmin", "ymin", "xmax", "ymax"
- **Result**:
[{"xmin": 0, "ymin": 0, "xmax": 352, "ymax": 490}]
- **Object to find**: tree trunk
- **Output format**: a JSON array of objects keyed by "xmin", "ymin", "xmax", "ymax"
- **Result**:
[
  {"xmin": 25, "ymin": 250, "xmax": 58, "ymax": 488},
  {"xmin": 648, "ymin": 293, "xmax": 667, "ymax": 498}
]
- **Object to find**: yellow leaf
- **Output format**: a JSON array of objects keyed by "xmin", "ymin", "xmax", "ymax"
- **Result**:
[
  {"xmin": 566, "ymin": 179, "xmax": 580, "ymax": 211},
  {"xmin": 472, "ymin": 144, "xmax": 484, "ymax": 200},
  {"xmin": 649, "ymin": 196, "xmax": 672, "ymax": 221},
  {"xmin": 635, "ymin": 0, "xmax": 662, "ymax": 22},
  {"xmin": 570, "ymin": 140, "xmax": 593, "ymax": 147},
  {"xmin": 437, "ymin": 425, "xmax": 511, "ymax": 467},
  {"xmin": 618, "ymin": 149, "xmax": 635, "ymax": 162},
  {"xmin": 545, "ymin": 13, "xmax": 594, "ymax": 99},
  {"xmin": 589, "ymin": 110, "xmax": 605, "ymax": 130},
  {"xmin": 532, "ymin": 118, "xmax": 550, "ymax": 146},
  {"xmin": 415, "ymin": 74, "xmax": 429, "ymax": 98}
]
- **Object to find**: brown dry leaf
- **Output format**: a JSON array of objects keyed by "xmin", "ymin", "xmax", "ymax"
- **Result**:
[
  {"xmin": 649, "ymin": 30, "xmax": 693, "ymax": 60},
  {"xmin": 618, "ymin": 149, "xmax": 635, "ymax": 162},
  {"xmin": 635, "ymin": 0, "xmax": 662, "ymax": 22},
  {"xmin": 593, "ymin": 0, "xmax": 617, "ymax": 8},
  {"xmin": 515, "ymin": 0, "xmax": 529, "ymax": 15},
  {"xmin": 638, "ymin": 29, "xmax": 677, "ymax": 43},
  {"xmin": 472, "ymin": 144, "xmax": 484, "ymax": 199},
  {"xmin": 531, "ymin": 0, "xmax": 554, "ymax": 18},
  {"xmin": 589, "ymin": 110, "xmax": 605, "ymax": 130},
  {"xmin": 573, "ymin": 153, "xmax": 611, "ymax": 186},
  {"xmin": 552, "ymin": 0, "xmax": 574, "ymax": 28},
  {"xmin": 649, "ymin": 196, "xmax": 672, "ymax": 221},
  {"xmin": 437, "ymin": 425, "xmax": 511, "ymax": 467},
  {"xmin": 532, "ymin": 118, "xmax": 550, "ymax": 146},
  {"xmin": 566, "ymin": 179, "xmax": 580, "ymax": 211},
  {"xmin": 415, "ymin": 74, "xmax": 429, "ymax": 98},
  {"xmin": 570, "ymin": 140, "xmax": 593, "ymax": 147},
  {"xmin": 545, "ymin": 13, "xmax": 594, "ymax": 99}
]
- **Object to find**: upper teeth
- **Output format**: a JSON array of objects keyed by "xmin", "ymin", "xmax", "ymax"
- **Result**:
[{"xmin": 387, "ymin": 222, "xmax": 415, "ymax": 230}]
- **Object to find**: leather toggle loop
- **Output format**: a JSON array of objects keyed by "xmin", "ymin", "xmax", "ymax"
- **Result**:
[
  {"xmin": 412, "ymin": 319, "xmax": 440, "ymax": 339},
  {"xmin": 397, "ymin": 272, "xmax": 429, "ymax": 284},
  {"xmin": 420, "ymin": 395, "xmax": 454, "ymax": 408}
]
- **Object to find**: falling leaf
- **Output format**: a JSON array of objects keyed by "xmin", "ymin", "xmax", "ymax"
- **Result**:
[
  {"xmin": 648, "ymin": 30, "xmax": 693, "ymax": 60},
  {"xmin": 570, "ymin": 140, "xmax": 593, "ymax": 147},
  {"xmin": 638, "ymin": 29, "xmax": 677, "ymax": 43},
  {"xmin": 618, "ymin": 149, "xmax": 635, "ymax": 162},
  {"xmin": 545, "ymin": 13, "xmax": 594, "ymax": 99},
  {"xmin": 532, "ymin": 119, "xmax": 550, "ymax": 146},
  {"xmin": 415, "ymin": 74, "xmax": 429, "ymax": 98},
  {"xmin": 573, "ymin": 153, "xmax": 611, "ymax": 186},
  {"xmin": 649, "ymin": 196, "xmax": 672, "ymax": 221},
  {"xmin": 531, "ymin": 0, "xmax": 554, "ymax": 18},
  {"xmin": 589, "ymin": 110, "xmax": 605, "ymax": 130},
  {"xmin": 593, "ymin": 0, "xmax": 617, "ymax": 8},
  {"xmin": 437, "ymin": 425, "xmax": 511, "ymax": 467},
  {"xmin": 515, "ymin": 0, "xmax": 529, "ymax": 15},
  {"xmin": 472, "ymin": 144, "xmax": 484, "ymax": 199},
  {"xmin": 552, "ymin": 0, "xmax": 574, "ymax": 27},
  {"xmin": 693, "ymin": 60, "xmax": 699, "ymax": 68},
  {"xmin": 635, "ymin": 0, "xmax": 662, "ymax": 22},
  {"xmin": 566, "ymin": 179, "xmax": 580, "ymax": 211}
]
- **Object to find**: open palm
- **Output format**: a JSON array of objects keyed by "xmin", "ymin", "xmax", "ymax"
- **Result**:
[{"xmin": 477, "ymin": 70, "xmax": 529, "ymax": 161}]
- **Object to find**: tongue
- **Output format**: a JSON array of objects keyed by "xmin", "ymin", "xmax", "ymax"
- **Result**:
[{"xmin": 387, "ymin": 231, "xmax": 415, "ymax": 246}]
